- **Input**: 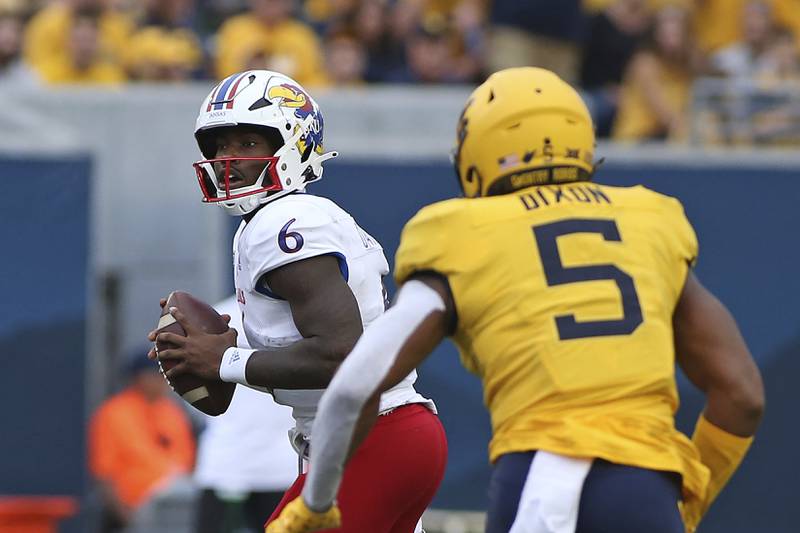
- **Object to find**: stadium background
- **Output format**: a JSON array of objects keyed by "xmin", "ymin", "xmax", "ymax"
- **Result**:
[{"xmin": 1, "ymin": 0, "xmax": 798, "ymax": 532}]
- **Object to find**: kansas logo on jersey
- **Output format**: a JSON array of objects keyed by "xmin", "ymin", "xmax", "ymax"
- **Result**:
[{"xmin": 268, "ymin": 83, "xmax": 325, "ymax": 156}]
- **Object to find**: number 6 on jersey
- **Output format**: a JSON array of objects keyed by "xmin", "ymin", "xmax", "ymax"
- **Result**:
[{"xmin": 279, "ymin": 218, "xmax": 304, "ymax": 254}]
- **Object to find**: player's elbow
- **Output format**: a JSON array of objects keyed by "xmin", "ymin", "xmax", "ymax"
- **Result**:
[
  {"xmin": 713, "ymin": 372, "xmax": 766, "ymax": 430},
  {"xmin": 735, "ymin": 378, "xmax": 766, "ymax": 427},
  {"xmin": 328, "ymin": 327, "xmax": 361, "ymax": 360},
  {"xmin": 330, "ymin": 337, "xmax": 358, "ymax": 362},
  {"xmin": 318, "ymin": 334, "xmax": 359, "ymax": 380},
  {"xmin": 736, "ymin": 362, "xmax": 766, "ymax": 426}
]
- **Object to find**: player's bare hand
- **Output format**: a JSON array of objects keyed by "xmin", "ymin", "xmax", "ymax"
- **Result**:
[
  {"xmin": 155, "ymin": 306, "xmax": 237, "ymax": 381},
  {"xmin": 146, "ymin": 298, "xmax": 169, "ymax": 343},
  {"xmin": 265, "ymin": 497, "xmax": 341, "ymax": 533},
  {"xmin": 147, "ymin": 328, "xmax": 158, "ymax": 343}
]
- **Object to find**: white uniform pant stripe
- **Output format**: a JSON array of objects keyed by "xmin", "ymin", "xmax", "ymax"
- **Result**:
[{"xmin": 509, "ymin": 451, "xmax": 593, "ymax": 533}]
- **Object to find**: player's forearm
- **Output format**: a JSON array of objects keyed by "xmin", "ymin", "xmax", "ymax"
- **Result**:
[
  {"xmin": 220, "ymin": 337, "xmax": 349, "ymax": 389},
  {"xmin": 304, "ymin": 387, "xmax": 381, "ymax": 512},
  {"xmin": 347, "ymin": 395, "xmax": 380, "ymax": 461},
  {"xmin": 684, "ymin": 366, "xmax": 764, "ymax": 529},
  {"xmin": 301, "ymin": 341, "xmax": 391, "ymax": 512},
  {"xmin": 692, "ymin": 387, "xmax": 762, "ymax": 514},
  {"xmin": 301, "ymin": 281, "xmax": 447, "ymax": 512},
  {"xmin": 691, "ymin": 386, "xmax": 763, "ymax": 512},
  {"xmin": 683, "ymin": 413, "xmax": 758, "ymax": 532},
  {"xmin": 249, "ymin": 340, "xmax": 345, "ymax": 389}
]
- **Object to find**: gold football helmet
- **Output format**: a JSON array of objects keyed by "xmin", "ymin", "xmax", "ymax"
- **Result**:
[{"xmin": 454, "ymin": 67, "xmax": 596, "ymax": 198}]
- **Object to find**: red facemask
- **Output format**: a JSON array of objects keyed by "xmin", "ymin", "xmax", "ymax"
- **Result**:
[{"xmin": 193, "ymin": 156, "xmax": 283, "ymax": 203}]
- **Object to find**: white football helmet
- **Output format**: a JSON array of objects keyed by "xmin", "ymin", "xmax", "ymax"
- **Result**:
[{"xmin": 193, "ymin": 70, "xmax": 337, "ymax": 216}]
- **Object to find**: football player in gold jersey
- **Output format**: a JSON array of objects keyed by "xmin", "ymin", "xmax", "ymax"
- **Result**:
[{"xmin": 266, "ymin": 68, "xmax": 765, "ymax": 533}]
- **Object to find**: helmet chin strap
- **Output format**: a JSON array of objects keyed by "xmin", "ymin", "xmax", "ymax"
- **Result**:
[{"xmin": 220, "ymin": 194, "xmax": 260, "ymax": 216}]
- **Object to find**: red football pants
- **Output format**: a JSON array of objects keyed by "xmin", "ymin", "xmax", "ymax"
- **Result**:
[{"xmin": 266, "ymin": 404, "xmax": 448, "ymax": 533}]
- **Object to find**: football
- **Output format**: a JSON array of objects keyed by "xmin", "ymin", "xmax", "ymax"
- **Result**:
[{"xmin": 155, "ymin": 290, "xmax": 235, "ymax": 416}]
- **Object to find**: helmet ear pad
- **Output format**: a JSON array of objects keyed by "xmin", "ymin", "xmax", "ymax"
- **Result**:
[{"xmin": 195, "ymin": 124, "xmax": 285, "ymax": 160}]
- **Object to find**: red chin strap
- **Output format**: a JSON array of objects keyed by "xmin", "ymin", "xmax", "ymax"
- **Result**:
[{"xmin": 193, "ymin": 156, "xmax": 282, "ymax": 203}]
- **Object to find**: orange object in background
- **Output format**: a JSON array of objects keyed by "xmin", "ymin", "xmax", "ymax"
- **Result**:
[
  {"xmin": 89, "ymin": 386, "xmax": 196, "ymax": 509},
  {"xmin": 0, "ymin": 496, "xmax": 77, "ymax": 533}
]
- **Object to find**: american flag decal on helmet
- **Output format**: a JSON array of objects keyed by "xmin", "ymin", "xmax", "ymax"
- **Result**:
[{"xmin": 207, "ymin": 72, "xmax": 253, "ymax": 111}]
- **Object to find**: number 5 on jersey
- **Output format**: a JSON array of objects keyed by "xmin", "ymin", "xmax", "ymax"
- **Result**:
[{"xmin": 534, "ymin": 218, "xmax": 643, "ymax": 340}]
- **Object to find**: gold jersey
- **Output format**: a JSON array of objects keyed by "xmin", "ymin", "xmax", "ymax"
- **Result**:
[{"xmin": 395, "ymin": 182, "xmax": 709, "ymax": 504}]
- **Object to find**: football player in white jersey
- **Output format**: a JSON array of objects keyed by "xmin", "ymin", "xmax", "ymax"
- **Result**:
[{"xmin": 149, "ymin": 70, "xmax": 447, "ymax": 532}]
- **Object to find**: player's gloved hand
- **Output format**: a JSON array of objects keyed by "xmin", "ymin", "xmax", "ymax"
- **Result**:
[{"xmin": 265, "ymin": 496, "xmax": 341, "ymax": 533}]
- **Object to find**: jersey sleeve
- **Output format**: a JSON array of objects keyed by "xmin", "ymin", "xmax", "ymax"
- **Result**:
[
  {"xmin": 394, "ymin": 200, "xmax": 465, "ymax": 285},
  {"xmin": 657, "ymin": 195, "xmax": 699, "ymax": 300},
  {"xmin": 243, "ymin": 198, "xmax": 347, "ymax": 288},
  {"xmin": 665, "ymin": 196, "xmax": 699, "ymax": 268}
]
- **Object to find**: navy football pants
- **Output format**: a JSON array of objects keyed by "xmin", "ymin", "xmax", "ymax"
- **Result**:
[{"xmin": 487, "ymin": 452, "xmax": 684, "ymax": 533}]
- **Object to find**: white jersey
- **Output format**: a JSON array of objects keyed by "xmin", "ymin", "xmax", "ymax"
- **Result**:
[
  {"xmin": 232, "ymin": 193, "xmax": 434, "ymax": 441},
  {"xmin": 194, "ymin": 296, "xmax": 297, "ymax": 492}
]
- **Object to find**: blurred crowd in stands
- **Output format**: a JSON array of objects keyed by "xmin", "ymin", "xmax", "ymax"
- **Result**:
[{"xmin": 1, "ymin": 0, "xmax": 799, "ymax": 143}]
